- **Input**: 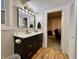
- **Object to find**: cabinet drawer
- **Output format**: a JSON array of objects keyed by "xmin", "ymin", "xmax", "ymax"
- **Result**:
[
  {"xmin": 25, "ymin": 44, "xmax": 34, "ymax": 54},
  {"xmin": 24, "ymin": 41, "xmax": 33, "ymax": 46}
]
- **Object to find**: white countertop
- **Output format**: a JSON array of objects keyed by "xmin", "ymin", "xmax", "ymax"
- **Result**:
[{"xmin": 14, "ymin": 31, "xmax": 43, "ymax": 38}]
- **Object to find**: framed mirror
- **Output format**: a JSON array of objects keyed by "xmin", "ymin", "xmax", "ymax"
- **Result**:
[{"xmin": 17, "ymin": 7, "xmax": 35, "ymax": 28}]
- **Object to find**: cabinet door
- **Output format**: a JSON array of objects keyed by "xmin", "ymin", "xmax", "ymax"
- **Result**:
[
  {"xmin": 34, "ymin": 34, "xmax": 43, "ymax": 51},
  {"xmin": 22, "ymin": 37, "xmax": 34, "ymax": 59},
  {"xmin": 26, "ymin": 51, "xmax": 34, "ymax": 59},
  {"xmin": 14, "ymin": 37, "xmax": 25, "ymax": 59}
]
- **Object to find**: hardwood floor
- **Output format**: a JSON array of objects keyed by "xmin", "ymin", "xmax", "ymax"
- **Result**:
[
  {"xmin": 32, "ymin": 38, "xmax": 68, "ymax": 59},
  {"xmin": 47, "ymin": 37, "xmax": 61, "ymax": 50},
  {"xmin": 32, "ymin": 48, "xmax": 69, "ymax": 59},
  {"xmin": 32, "ymin": 36, "xmax": 68, "ymax": 59}
]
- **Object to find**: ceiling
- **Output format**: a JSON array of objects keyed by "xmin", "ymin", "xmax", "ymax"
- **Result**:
[{"xmin": 26, "ymin": 0, "xmax": 70, "ymax": 12}]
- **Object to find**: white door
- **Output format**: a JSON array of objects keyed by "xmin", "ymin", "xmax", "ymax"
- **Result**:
[{"xmin": 68, "ymin": 0, "xmax": 76, "ymax": 59}]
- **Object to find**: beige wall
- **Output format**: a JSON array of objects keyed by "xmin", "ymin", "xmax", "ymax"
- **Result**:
[
  {"xmin": 13, "ymin": 0, "xmax": 24, "ymax": 28},
  {"xmin": 48, "ymin": 18, "xmax": 61, "ymax": 34},
  {"xmin": 1, "ymin": 0, "xmax": 26, "ymax": 59},
  {"xmin": 1, "ymin": 30, "xmax": 14, "ymax": 59}
]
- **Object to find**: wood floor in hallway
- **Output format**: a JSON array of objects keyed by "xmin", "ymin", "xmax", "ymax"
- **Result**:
[
  {"xmin": 47, "ymin": 37, "xmax": 61, "ymax": 50},
  {"xmin": 32, "ymin": 48, "xmax": 69, "ymax": 59}
]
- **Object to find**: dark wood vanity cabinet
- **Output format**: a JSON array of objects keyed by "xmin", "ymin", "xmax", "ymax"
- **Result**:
[
  {"xmin": 34, "ymin": 34, "xmax": 42, "ymax": 51},
  {"xmin": 14, "ymin": 33, "xmax": 43, "ymax": 59}
]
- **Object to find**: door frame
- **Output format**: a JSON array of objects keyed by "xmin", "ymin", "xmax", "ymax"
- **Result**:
[
  {"xmin": 47, "ymin": 7, "xmax": 64, "ymax": 49},
  {"xmin": 43, "ymin": 0, "xmax": 76, "ymax": 59},
  {"xmin": 47, "ymin": 10, "xmax": 62, "ymax": 47},
  {"xmin": 43, "ymin": 6, "xmax": 65, "ymax": 51}
]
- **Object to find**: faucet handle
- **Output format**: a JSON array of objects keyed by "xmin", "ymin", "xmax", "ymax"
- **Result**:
[{"xmin": 26, "ymin": 29, "xmax": 28, "ymax": 34}]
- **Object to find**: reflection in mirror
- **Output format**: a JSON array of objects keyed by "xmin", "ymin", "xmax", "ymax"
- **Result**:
[
  {"xmin": 17, "ymin": 7, "xmax": 35, "ymax": 28},
  {"xmin": 29, "ymin": 15, "xmax": 34, "ymax": 28},
  {"xmin": 17, "ymin": 8, "xmax": 27, "ymax": 27}
]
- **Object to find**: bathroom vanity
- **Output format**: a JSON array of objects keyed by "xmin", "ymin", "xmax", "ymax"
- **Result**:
[{"xmin": 14, "ymin": 31, "xmax": 43, "ymax": 59}]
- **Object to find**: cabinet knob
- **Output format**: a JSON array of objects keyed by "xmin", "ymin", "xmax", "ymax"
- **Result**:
[{"xmin": 15, "ymin": 39, "xmax": 22, "ymax": 44}]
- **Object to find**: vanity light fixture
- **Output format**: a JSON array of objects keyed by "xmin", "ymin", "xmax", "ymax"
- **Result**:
[
  {"xmin": 26, "ymin": 9, "xmax": 28, "ymax": 12},
  {"xmin": 31, "ymin": 13, "xmax": 34, "ymax": 15},
  {"xmin": 31, "ymin": 10, "xmax": 34, "ymax": 15},
  {"xmin": 25, "ymin": 12, "xmax": 28, "ymax": 14},
  {"xmin": 24, "ymin": 6, "xmax": 34, "ymax": 16},
  {"xmin": 24, "ymin": 6, "xmax": 28, "ymax": 11},
  {"xmin": 28, "ymin": 13, "xmax": 31, "ymax": 15},
  {"xmin": 21, "ymin": 0, "xmax": 31, "ymax": 4},
  {"xmin": 28, "ymin": 9, "xmax": 32, "ymax": 14}
]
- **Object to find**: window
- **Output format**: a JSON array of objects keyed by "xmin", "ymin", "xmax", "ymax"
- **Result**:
[
  {"xmin": 1, "ymin": 0, "xmax": 5, "ymax": 9},
  {"xmin": 1, "ymin": 10, "xmax": 5, "ymax": 24},
  {"xmin": 1, "ymin": 0, "xmax": 5, "ymax": 24}
]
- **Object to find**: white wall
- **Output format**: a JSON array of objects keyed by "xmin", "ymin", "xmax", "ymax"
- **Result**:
[
  {"xmin": 1, "ymin": 30, "xmax": 14, "ymax": 59},
  {"xmin": 67, "ymin": 0, "xmax": 76, "ymax": 59},
  {"xmin": 34, "ymin": 12, "xmax": 44, "ymax": 29}
]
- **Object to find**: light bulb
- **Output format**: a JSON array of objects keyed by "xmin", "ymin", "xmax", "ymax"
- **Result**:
[
  {"xmin": 29, "ymin": 11, "xmax": 31, "ymax": 14},
  {"xmin": 28, "ymin": 13, "xmax": 30, "ymax": 15},
  {"xmin": 31, "ymin": 13, "xmax": 34, "ymax": 15},
  {"xmin": 26, "ymin": 9, "xmax": 28, "ymax": 12}
]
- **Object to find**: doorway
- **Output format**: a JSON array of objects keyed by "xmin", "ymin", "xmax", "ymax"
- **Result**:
[{"xmin": 47, "ymin": 11, "xmax": 62, "ymax": 50}]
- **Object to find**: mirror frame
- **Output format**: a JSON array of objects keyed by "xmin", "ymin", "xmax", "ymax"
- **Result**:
[{"xmin": 17, "ymin": 7, "xmax": 36, "ymax": 28}]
